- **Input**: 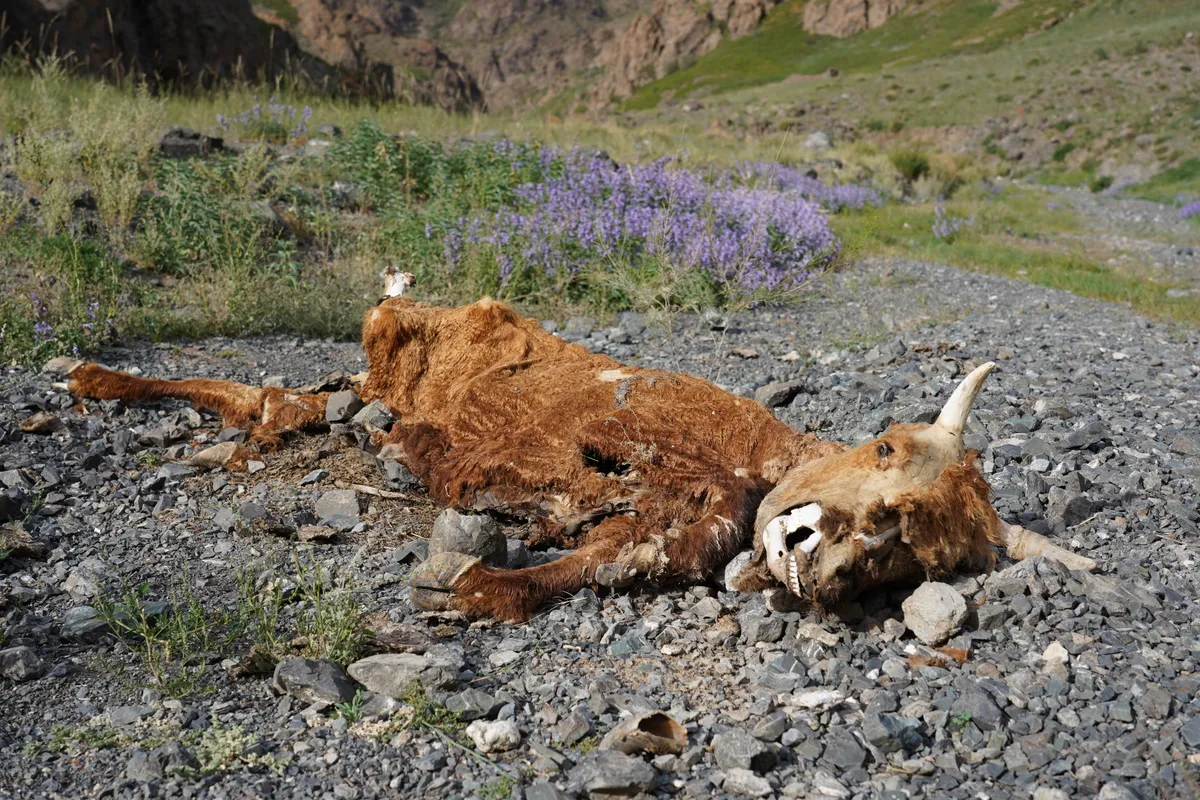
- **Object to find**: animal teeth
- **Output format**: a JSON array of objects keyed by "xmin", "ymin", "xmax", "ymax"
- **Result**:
[{"xmin": 787, "ymin": 554, "xmax": 801, "ymax": 595}]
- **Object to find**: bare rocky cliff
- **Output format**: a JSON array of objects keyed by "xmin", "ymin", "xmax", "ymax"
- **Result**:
[
  {"xmin": 802, "ymin": 0, "xmax": 909, "ymax": 38},
  {"xmin": 590, "ymin": 0, "xmax": 774, "ymax": 103}
]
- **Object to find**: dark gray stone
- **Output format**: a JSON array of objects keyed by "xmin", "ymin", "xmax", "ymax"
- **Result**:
[
  {"xmin": 712, "ymin": 728, "xmax": 775, "ymax": 772},
  {"xmin": 0, "ymin": 646, "xmax": 44, "ymax": 682},
  {"xmin": 325, "ymin": 390, "xmax": 364, "ymax": 423},
  {"xmin": 754, "ymin": 380, "xmax": 804, "ymax": 408},
  {"xmin": 445, "ymin": 688, "xmax": 502, "ymax": 721},
  {"xmin": 952, "ymin": 690, "xmax": 1003, "ymax": 732},
  {"xmin": 822, "ymin": 729, "xmax": 866, "ymax": 769},
  {"xmin": 272, "ymin": 657, "xmax": 357, "ymax": 705},
  {"xmin": 315, "ymin": 489, "xmax": 360, "ymax": 522},
  {"xmin": 863, "ymin": 710, "xmax": 923, "ymax": 753},
  {"xmin": 568, "ymin": 749, "xmax": 657, "ymax": 796}
]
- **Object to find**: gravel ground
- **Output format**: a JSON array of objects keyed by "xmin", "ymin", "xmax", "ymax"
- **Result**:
[{"xmin": 2, "ymin": 256, "xmax": 1200, "ymax": 800}]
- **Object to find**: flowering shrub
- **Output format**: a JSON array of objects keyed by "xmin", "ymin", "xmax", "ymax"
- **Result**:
[
  {"xmin": 1180, "ymin": 199, "xmax": 1200, "ymax": 221},
  {"xmin": 437, "ymin": 149, "xmax": 842, "ymax": 305},
  {"xmin": 218, "ymin": 95, "xmax": 312, "ymax": 143},
  {"xmin": 931, "ymin": 206, "xmax": 975, "ymax": 241}
]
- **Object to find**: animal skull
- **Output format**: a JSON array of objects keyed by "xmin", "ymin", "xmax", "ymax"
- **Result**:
[{"xmin": 754, "ymin": 362, "xmax": 1007, "ymax": 605}]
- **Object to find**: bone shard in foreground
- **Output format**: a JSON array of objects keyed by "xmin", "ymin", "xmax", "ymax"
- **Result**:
[{"xmin": 60, "ymin": 281, "xmax": 1096, "ymax": 622}]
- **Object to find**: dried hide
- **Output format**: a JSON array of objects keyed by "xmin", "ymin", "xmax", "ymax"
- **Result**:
[{"xmin": 60, "ymin": 290, "xmax": 1094, "ymax": 622}]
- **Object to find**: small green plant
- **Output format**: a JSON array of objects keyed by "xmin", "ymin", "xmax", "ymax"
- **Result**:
[
  {"xmin": 950, "ymin": 710, "xmax": 973, "ymax": 730},
  {"xmin": 334, "ymin": 689, "xmax": 367, "ymax": 723},
  {"xmin": 574, "ymin": 734, "xmax": 600, "ymax": 754},
  {"xmin": 1089, "ymin": 175, "xmax": 1114, "ymax": 193},
  {"xmin": 179, "ymin": 719, "xmax": 289, "ymax": 776},
  {"xmin": 98, "ymin": 580, "xmax": 225, "ymax": 697},
  {"xmin": 293, "ymin": 559, "xmax": 369, "ymax": 666},
  {"xmin": 480, "ymin": 775, "xmax": 517, "ymax": 800},
  {"xmin": 890, "ymin": 149, "xmax": 931, "ymax": 182}
]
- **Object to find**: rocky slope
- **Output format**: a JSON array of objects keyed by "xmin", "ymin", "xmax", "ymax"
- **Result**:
[
  {"xmin": 258, "ymin": 0, "xmax": 778, "ymax": 110},
  {"xmin": 802, "ymin": 0, "xmax": 910, "ymax": 38},
  {"xmin": 4, "ymin": 0, "xmax": 332, "ymax": 87}
]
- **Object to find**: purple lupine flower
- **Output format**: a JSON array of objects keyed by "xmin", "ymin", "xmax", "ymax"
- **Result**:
[
  {"xmin": 932, "ymin": 206, "xmax": 974, "ymax": 240},
  {"xmin": 1180, "ymin": 199, "xmax": 1200, "ymax": 221}
]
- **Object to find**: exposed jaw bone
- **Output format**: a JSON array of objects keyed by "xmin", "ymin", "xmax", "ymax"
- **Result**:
[
  {"xmin": 380, "ymin": 266, "xmax": 416, "ymax": 298},
  {"xmin": 764, "ymin": 503, "xmax": 823, "ymax": 596},
  {"xmin": 855, "ymin": 524, "xmax": 901, "ymax": 557}
]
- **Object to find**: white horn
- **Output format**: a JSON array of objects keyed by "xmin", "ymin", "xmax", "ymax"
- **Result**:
[{"xmin": 935, "ymin": 361, "xmax": 996, "ymax": 436}]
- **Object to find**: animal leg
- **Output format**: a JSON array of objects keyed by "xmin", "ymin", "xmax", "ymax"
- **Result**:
[
  {"xmin": 593, "ymin": 479, "xmax": 761, "ymax": 587},
  {"xmin": 410, "ymin": 516, "xmax": 647, "ymax": 622},
  {"xmin": 63, "ymin": 362, "xmax": 328, "ymax": 448}
]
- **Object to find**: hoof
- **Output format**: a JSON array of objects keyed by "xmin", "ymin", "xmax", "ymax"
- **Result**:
[{"xmin": 410, "ymin": 552, "xmax": 480, "ymax": 611}]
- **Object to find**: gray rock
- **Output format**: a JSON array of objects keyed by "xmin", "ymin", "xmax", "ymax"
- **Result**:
[
  {"xmin": 804, "ymin": 130, "xmax": 832, "ymax": 150},
  {"xmin": 315, "ymin": 489, "xmax": 360, "ymax": 522},
  {"xmin": 325, "ymin": 390, "xmax": 364, "ymax": 423},
  {"xmin": 1180, "ymin": 717, "xmax": 1200, "ymax": 748},
  {"xmin": 902, "ymin": 582, "xmax": 968, "ymax": 646},
  {"xmin": 383, "ymin": 460, "xmax": 421, "ymax": 492},
  {"xmin": 863, "ymin": 710, "xmax": 923, "ymax": 753},
  {"xmin": 299, "ymin": 469, "xmax": 328, "ymax": 486},
  {"xmin": 723, "ymin": 768, "xmax": 773, "ymax": 797},
  {"xmin": 347, "ymin": 651, "xmax": 460, "ymax": 694},
  {"xmin": 63, "ymin": 557, "xmax": 113, "ymax": 602},
  {"xmin": 126, "ymin": 744, "xmax": 196, "ymax": 782},
  {"xmin": 159, "ymin": 126, "xmax": 222, "ymax": 159},
  {"xmin": 724, "ymin": 551, "xmax": 753, "ymax": 591},
  {"xmin": 272, "ymin": 657, "xmax": 357, "ymax": 705},
  {"xmin": 754, "ymin": 380, "xmax": 803, "ymax": 408},
  {"xmin": 1097, "ymin": 784, "xmax": 1140, "ymax": 800},
  {"xmin": 429, "ymin": 508, "xmax": 506, "ymax": 567},
  {"xmin": 351, "ymin": 401, "xmax": 393, "ymax": 433},
  {"xmin": 1046, "ymin": 488, "xmax": 1095, "ymax": 528},
  {"xmin": 445, "ymin": 688, "xmax": 502, "ymax": 721},
  {"xmin": 712, "ymin": 728, "xmax": 775, "ymax": 772},
  {"xmin": 526, "ymin": 780, "xmax": 573, "ymax": 800},
  {"xmin": 61, "ymin": 606, "xmax": 110, "ymax": 641},
  {"xmin": 0, "ymin": 646, "xmax": 44, "ymax": 682},
  {"xmin": 951, "ymin": 690, "xmax": 1003, "ymax": 732},
  {"xmin": 822, "ymin": 729, "xmax": 866, "ymax": 769},
  {"xmin": 568, "ymin": 749, "xmax": 657, "ymax": 796}
]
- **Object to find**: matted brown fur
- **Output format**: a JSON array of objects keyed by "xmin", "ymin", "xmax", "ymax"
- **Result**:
[{"xmin": 66, "ymin": 295, "xmax": 1008, "ymax": 622}]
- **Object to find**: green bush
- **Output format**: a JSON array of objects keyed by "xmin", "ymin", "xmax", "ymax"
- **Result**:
[
  {"xmin": 1052, "ymin": 142, "xmax": 1076, "ymax": 163},
  {"xmin": 890, "ymin": 149, "xmax": 931, "ymax": 182}
]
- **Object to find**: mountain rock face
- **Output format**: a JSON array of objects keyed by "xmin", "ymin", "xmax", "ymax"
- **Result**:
[
  {"xmin": 591, "ymin": 0, "xmax": 775, "ymax": 103},
  {"xmin": 3, "ymin": 0, "xmax": 332, "ymax": 86},
  {"xmin": 287, "ymin": 0, "xmax": 482, "ymax": 110},
  {"xmin": 802, "ymin": 0, "xmax": 908, "ymax": 38}
]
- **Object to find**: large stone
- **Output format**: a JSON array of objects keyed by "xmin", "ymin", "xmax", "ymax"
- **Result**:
[
  {"xmin": 445, "ymin": 688, "xmax": 503, "ymax": 721},
  {"xmin": 951, "ymin": 690, "xmax": 1003, "ymax": 732},
  {"xmin": 126, "ymin": 743, "xmax": 198, "ymax": 782},
  {"xmin": 428, "ymin": 508, "xmax": 506, "ymax": 567},
  {"xmin": 63, "ymin": 557, "xmax": 113, "ymax": 602},
  {"xmin": 754, "ymin": 380, "xmax": 803, "ymax": 408},
  {"xmin": 567, "ymin": 749, "xmax": 658, "ymax": 796},
  {"xmin": 465, "ymin": 719, "xmax": 522, "ymax": 753},
  {"xmin": 902, "ymin": 582, "xmax": 968, "ymax": 646},
  {"xmin": 159, "ymin": 127, "xmax": 222, "ymax": 159},
  {"xmin": 347, "ymin": 650, "xmax": 460, "ymax": 695},
  {"xmin": 325, "ymin": 390, "xmax": 364, "ymax": 423},
  {"xmin": 272, "ymin": 657, "xmax": 357, "ymax": 705},
  {"xmin": 314, "ymin": 489, "xmax": 360, "ymax": 523},
  {"xmin": 351, "ymin": 400, "xmax": 394, "ymax": 433},
  {"xmin": 862, "ymin": 710, "xmax": 923, "ymax": 753},
  {"xmin": 0, "ymin": 646, "xmax": 44, "ymax": 682},
  {"xmin": 61, "ymin": 606, "xmax": 110, "ymax": 641},
  {"xmin": 712, "ymin": 728, "xmax": 775, "ymax": 772},
  {"xmin": 723, "ymin": 768, "xmax": 773, "ymax": 797}
]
